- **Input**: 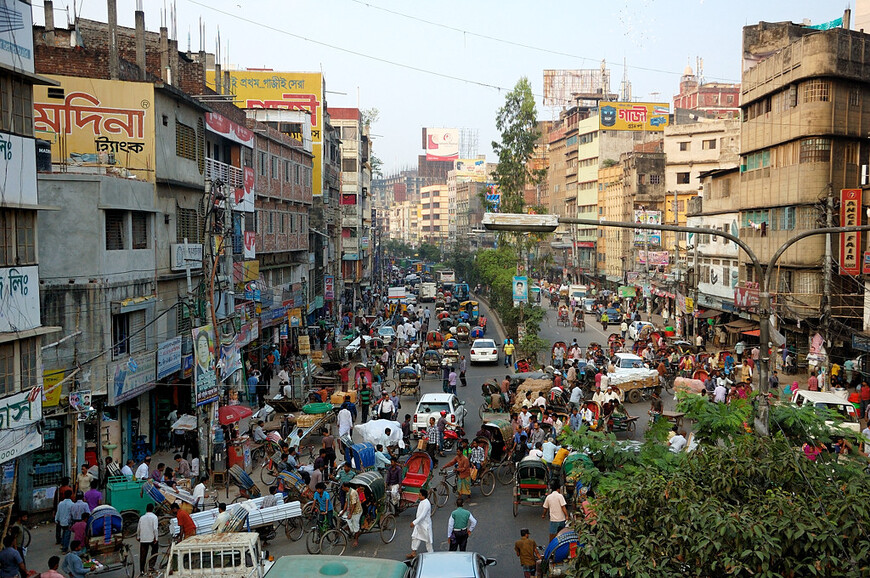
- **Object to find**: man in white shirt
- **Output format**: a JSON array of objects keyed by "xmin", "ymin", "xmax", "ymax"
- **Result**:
[
  {"xmin": 519, "ymin": 407, "xmax": 532, "ymax": 429},
  {"xmin": 591, "ymin": 386, "xmax": 607, "ymax": 405},
  {"xmin": 135, "ymin": 457, "xmax": 151, "ymax": 480},
  {"xmin": 669, "ymin": 431, "xmax": 688, "ymax": 452},
  {"xmin": 120, "ymin": 459, "xmax": 135, "ymax": 479},
  {"xmin": 532, "ymin": 393, "xmax": 547, "ymax": 410},
  {"xmin": 569, "ymin": 385, "xmax": 583, "ymax": 409},
  {"xmin": 541, "ymin": 439, "xmax": 559, "ymax": 463},
  {"xmin": 396, "ymin": 324, "xmax": 406, "ymax": 346},
  {"xmin": 377, "ymin": 392, "xmax": 395, "ymax": 420},
  {"xmin": 212, "ymin": 503, "xmax": 231, "ymax": 533},
  {"xmin": 137, "ymin": 503, "xmax": 159, "ymax": 573},
  {"xmin": 337, "ymin": 406, "xmax": 353, "ymax": 438},
  {"xmin": 713, "ymin": 383, "xmax": 728, "ymax": 404},
  {"xmin": 192, "ymin": 476, "xmax": 207, "ymax": 511}
]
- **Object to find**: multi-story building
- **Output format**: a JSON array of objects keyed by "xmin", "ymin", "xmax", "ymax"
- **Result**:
[
  {"xmin": 739, "ymin": 21, "xmax": 870, "ymax": 357},
  {"xmin": 0, "ymin": 0, "xmax": 55, "ymax": 513},
  {"xmin": 420, "ymin": 184, "xmax": 449, "ymax": 245},
  {"xmin": 673, "ymin": 65, "xmax": 741, "ymax": 118}
]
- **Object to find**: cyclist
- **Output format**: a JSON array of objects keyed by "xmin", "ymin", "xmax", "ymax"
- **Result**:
[{"xmin": 313, "ymin": 482, "xmax": 333, "ymax": 532}]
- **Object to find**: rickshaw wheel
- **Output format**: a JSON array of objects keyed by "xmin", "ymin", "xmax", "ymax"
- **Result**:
[
  {"xmin": 320, "ymin": 529, "xmax": 347, "ymax": 556},
  {"xmin": 121, "ymin": 511, "xmax": 139, "ymax": 538},
  {"xmin": 480, "ymin": 471, "xmax": 496, "ymax": 496},
  {"xmin": 435, "ymin": 482, "xmax": 450, "ymax": 508},
  {"xmin": 478, "ymin": 404, "xmax": 486, "ymax": 420},
  {"xmin": 627, "ymin": 420, "xmax": 636, "ymax": 438},
  {"xmin": 427, "ymin": 490, "xmax": 438, "ymax": 511},
  {"xmin": 497, "ymin": 462, "xmax": 515, "ymax": 485},
  {"xmin": 302, "ymin": 501, "xmax": 317, "ymax": 525},
  {"xmin": 157, "ymin": 516, "xmax": 172, "ymax": 546},
  {"xmin": 144, "ymin": 551, "xmax": 168, "ymax": 577},
  {"xmin": 285, "ymin": 517, "xmax": 304, "ymax": 541},
  {"xmin": 260, "ymin": 466, "xmax": 277, "ymax": 485},
  {"xmin": 664, "ymin": 377, "xmax": 674, "ymax": 394},
  {"xmin": 122, "ymin": 547, "xmax": 135, "ymax": 578},
  {"xmin": 512, "ymin": 499, "xmax": 518, "ymax": 517},
  {"xmin": 380, "ymin": 513, "xmax": 397, "ymax": 543}
]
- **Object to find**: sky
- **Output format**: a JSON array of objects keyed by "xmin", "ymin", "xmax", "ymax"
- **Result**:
[{"xmin": 34, "ymin": 0, "xmax": 849, "ymax": 174}]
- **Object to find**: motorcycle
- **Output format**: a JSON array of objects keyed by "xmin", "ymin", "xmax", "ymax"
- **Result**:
[{"xmin": 442, "ymin": 423, "xmax": 466, "ymax": 452}]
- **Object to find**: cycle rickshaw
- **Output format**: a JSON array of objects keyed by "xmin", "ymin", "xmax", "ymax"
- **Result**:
[
  {"xmin": 390, "ymin": 449, "xmax": 438, "ymax": 515},
  {"xmin": 397, "ymin": 365, "xmax": 421, "ymax": 400},
  {"xmin": 83, "ymin": 506, "xmax": 135, "ymax": 577},
  {"xmin": 456, "ymin": 322, "xmax": 471, "ymax": 343},
  {"xmin": 422, "ymin": 349, "xmax": 442, "ymax": 376},
  {"xmin": 513, "ymin": 459, "xmax": 551, "ymax": 517},
  {"xmin": 318, "ymin": 471, "xmax": 398, "ymax": 555}
]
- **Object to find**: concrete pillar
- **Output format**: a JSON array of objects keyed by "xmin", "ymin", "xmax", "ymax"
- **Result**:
[
  {"xmin": 44, "ymin": 0, "xmax": 55, "ymax": 46},
  {"xmin": 135, "ymin": 9, "xmax": 146, "ymax": 81},
  {"xmin": 107, "ymin": 0, "xmax": 119, "ymax": 80},
  {"xmin": 159, "ymin": 27, "xmax": 170, "ymax": 83}
]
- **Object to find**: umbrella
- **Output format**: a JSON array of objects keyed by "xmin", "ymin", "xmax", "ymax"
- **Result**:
[
  {"xmin": 218, "ymin": 405, "xmax": 253, "ymax": 425},
  {"xmin": 170, "ymin": 414, "xmax": 198, "ymax": 431}
]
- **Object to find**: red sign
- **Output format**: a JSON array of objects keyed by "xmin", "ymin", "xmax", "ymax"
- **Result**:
[
  {"xmin": 575, "ymin": 241, "xmax": 595, "ymax": 248},
  {"xmin": 840, "ymin": 188, "xmax": 862, "ymax": 275},
  {"xmin": 734, "ymin": 283, "xmax": 760, "ymax": 311},
  {"xmin": 205, "ymin": 112, "xmax": 254, "ymax": 148}
]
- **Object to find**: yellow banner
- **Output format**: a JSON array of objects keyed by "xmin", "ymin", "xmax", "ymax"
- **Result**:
[
  {"xmin": 34, "ymin": 76, "xmax": 156, "ymax": 181},
  {"xmin": 43, "ymin": 370, "xmax": 65, "ymax": 407},
  {"xmin": 215, "ymin": 71, "xmax": 323, "ymax": 196},
  {"xmin": 599, "ymin": 102, "xmax": 670, "ymax": 132}
]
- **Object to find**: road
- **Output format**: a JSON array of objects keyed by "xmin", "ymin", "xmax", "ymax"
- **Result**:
[{"xmin": 21, "ymin": 300, "xmax": 674, "ymax": 576}]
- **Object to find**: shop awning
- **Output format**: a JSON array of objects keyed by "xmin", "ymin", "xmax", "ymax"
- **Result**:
[
  {"xmin": 742, "ymin": 329, "xmax": 761, "ymax": 337},
  {"xmin": 170, "ymin": 415, "xmax": 198, "ymax": 431},
  {"xmin": 218, "ymin": 405, "xmax": 253, "ymax": 425},
  {"xmin": 696, "ymin": 309, "xmax": 721, "ymax": 319},
  {"xmin": 724, "ymin": 319, "xmax": 756, "ymax": 333}
]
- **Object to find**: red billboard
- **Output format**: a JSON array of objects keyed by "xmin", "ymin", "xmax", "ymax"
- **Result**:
[{"xmin": 840, "ymin": 189, "xmax": 862, "ymax": 275}]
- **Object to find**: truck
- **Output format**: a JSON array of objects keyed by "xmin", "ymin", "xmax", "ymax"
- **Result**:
[
  {"xmin": 419, "ymin": 282, "xmax": 437, "ymax": 302},
  {"xmin": 388, "ymin": 286, "xmax": 407, "ymax": 300},
  {"xmin": 158, "ymin": 533, "xmax": 273, "ymax": 578},
  {"xmin": 569, "ymin": 284, "xmax": 588, "ymax": 302}
]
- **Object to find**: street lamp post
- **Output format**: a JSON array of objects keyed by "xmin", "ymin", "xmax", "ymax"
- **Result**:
[{"xmin": 483, "ymin": 212, "xmax": 870, "ymax": 436}]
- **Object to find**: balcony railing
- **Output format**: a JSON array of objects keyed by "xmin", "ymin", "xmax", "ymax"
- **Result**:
[{"xmin": 205, "ymin": 158, "xmax": 244, "ymax": 189}]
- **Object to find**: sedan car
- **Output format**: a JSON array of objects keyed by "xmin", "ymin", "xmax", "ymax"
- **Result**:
[
  {"xmin": 469, "ymin": 339, "xmax": 499, "ymax": 364},
  {"xmin": 378, "ymin": 326, "xmax": 397, "ymax": 343},
  {"xmin": 405, "ymin": 552, "xmax": 498, "ymax": 578}
]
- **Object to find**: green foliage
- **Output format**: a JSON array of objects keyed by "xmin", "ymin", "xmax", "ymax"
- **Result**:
[
  {"xmin": 384, "ymin": 240, "xmax": 416, "ymax": 258},
  {"xmin": 568, "ymin": 434, "xmax": 870, "ymax": 577},
  {"xmin": 601, "ymin": 158, "xmax": 619, "ymax": 168},
  {"xmin": 443, "ymin": 239, "xmax": 476, "ymax": 284},
  {"xmin": 677, "ymin": 392, "xmax": 753, "ymax": 445},
  {"xmin": 417, "ymin": 243, "xmax": 441, "ymax": 263},
  {"xmin": 491, "ymin": 77, "xmax": 545, "ymax": 214}
]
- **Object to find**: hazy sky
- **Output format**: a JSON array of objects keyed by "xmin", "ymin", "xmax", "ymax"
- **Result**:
[{"xmin": 36, "ymin": 0, "xmax": 846, "ymax": 174}]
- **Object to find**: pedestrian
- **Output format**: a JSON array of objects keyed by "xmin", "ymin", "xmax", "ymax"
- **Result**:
[
  {"xmin": 459, "ymin": 356, "xmax": 467, "ymax": 388},
  {"xmin": 440, "ymin": 448, "xmax": 471, "ymax": 498},
  {"xmin": 39, "ymin": 556, "xmax": 63, "ymax": 578},
  {"xmin": 436, "ymin": 412, "xmax": 448, "ymax": 457},
  {"xmin": 359, "ymin": 384, "xmax": 372, "ymax": 423},
  {"xmin": 504, "ymin": 340, "xmax": 515, "ymax": 369},
  {"xmin": 135, "ymin": 456, "xmax": 151, "ymax": 480},
  {"xmin": 542, "ymin": 481, "xmax": 568, "ymax": 543},
  {"xmin": 61, "ymin": 542, "xmax": 87, "ymax": 578},
  {"xmin": 69, "ymin": 492, "xmax": 89, "ymax": 524},
  {"xmin": 441, "ymin": 362, "xmax": 451, "ymax": 393},
  {"xmin": 75, "ymin": 465, "xmax": 92, "ymax": 495},
  {"xmin": 54, "ymin": 490, "xmax": 73, "ymax": 552},
  {"xmin": 377, "ymin": 391, "xmax": 395, "ymax": 421},
  {"xmin": 340, "ymin": 481, "xmax": 363, "ymax": 548},
  {"xmin": 137, "ymin": 503, "xmax": 159, "ymax": 574},
  {"xmin": 425, "ymin": 417, "xmax": 440, "ymax": 465},
  {"xmin": 406, "ymin": 488, "xmax": 433, "ymax": 559},
  {"xmin": 338, "ymin": 403, "xmax": 353, "ymax": 438},
  {"xmin": 212, "ymin": 503, "xmax": 231, "ymax": 533},
  {"xmin": 84, "ymin": 480, "xmax": 102, "ymax": 510},
  {"xmin": 171, "ymin": 503, "xmax": 196, "ymax": 540},
  {"xmin": 70, "ymin": 512, "xmax": 89, "ymax": 548},
  {"xmin": 53, "ymin": 477, "xmax": 71, "ymax": 546},
  {"xmin": 446, "ymin": 498, "xmax": 477, "ymax": 552},
  {"xmin": 448, "ymin": 367, "xmax": 458, "ymax": 395},
  {"xmin": 514, "ymin": 528, "xmax": 541, "ymax": 578}
]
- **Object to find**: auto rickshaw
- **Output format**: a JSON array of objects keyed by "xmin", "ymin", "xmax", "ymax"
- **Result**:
[
  {"xmin": 460, "ymin": 300, "xmax": 480, "ymax": 323},
  {"xmin": 426, "ymin": 330, "xmax": 444, "ymax": 349},
  {"xmin": 456, "ymin": 322, "xmax": 471, "ymax": 343}
]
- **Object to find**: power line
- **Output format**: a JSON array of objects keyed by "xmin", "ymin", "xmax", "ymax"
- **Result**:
[
  {"xmin": 181, "ymin": 0, "xmax": 531, "ymax": 95},
  {"xmin": 346, "ymin": 0, "xmax": 741, "ymax": 83}
]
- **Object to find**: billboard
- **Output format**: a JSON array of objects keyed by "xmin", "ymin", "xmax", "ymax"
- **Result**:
[
  {"xmin": 543, "ymin": 69, "xmax": 608, "ymax": 108},
  {"xmin": 599, "ymin": 102, "xmax": 670, "ymax": 132},
  {"xmin": 484, "ymin": 183, "xmax": 500, "ymax": 210},
  {"xmin": 633, "ymin": 210, "xmax": 662, "ymax": 246},
  {"xmin": 221, "ymin": 71, "xmax": 324, "ymax": 196},
  {"xmin": 637, "ymin": 250, "xmax": 670, "ymax": 266},
  {"xmin": 0, "ymin": 387, "xmax": 43, "ymax": 465},
  {"xmin": 840, "ymin": 189, "xmax": 861, "ymax": 275},
  {"xmin": 34, "ymin": 76, "xmax": 156, "ymax": 181},
  {"xmin": 192, "ymin": 325, "xmax": 219, "ymax": 406},
  {"xmin": 108, "ymin": 352, "xmax": 157, "ymax": 406},
  {"xmin": 512, "ymin": 276, "xmax": 529, "ymax": 304},
  {"xmin": 424, "ymin": 128, "xmax": 459, "ymax": 162},
  {"xmin": 454, "ymin": 158, "xmax": 487, "ymax": 182},
  {"xmin": 0, "ymin": 1, "xmax": 33, "ymax": 74}
]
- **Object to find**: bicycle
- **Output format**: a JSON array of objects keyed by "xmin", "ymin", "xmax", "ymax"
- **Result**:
[
  {"xmin": 306, "ymin": 510, "xmax": 335, "ymax": 555},
  {"xmin": 434, "ymin": 468, "xmax": 495, "ymax": 507}
]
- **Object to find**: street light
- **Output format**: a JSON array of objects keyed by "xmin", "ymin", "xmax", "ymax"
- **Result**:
[{"xmin": 484, "ymin": 211, "xmax": 870, "ymax": 436}]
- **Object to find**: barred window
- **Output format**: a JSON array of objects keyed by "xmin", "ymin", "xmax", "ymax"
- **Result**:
[
  {"xmin": 258, "ymin": 151, "xmax": 267, "ymax": 177},
  {"xmin": 105, "ymin": 210, "xmax": 126, "ymax": 250},
  {"xmin": 0, "ymin": 73, "xmax": 33, "ymax": 136},
  {"xmin": 271, "ymin": 155, "xmax": 279, "ymax": 179},
  {"xmin": 802, "ymin": 80, "xmax": 830, "ymax": 103},
  {"xmin": 132, "ymin": 212, "xmax": 148, "ymax": 249},
  {"xmin": 176, "ymin": 305, "xmax": 191, "ymax": 339},
  {"xmin": 850, "ymin": 87, "xmax": 861, "ymax": 107},
  {"xmin": 649, "ymin": 174, "xmax": 662, "ymax": 185},
  {"xmin": 342, "ymin": 158, "xmax": 357, "ymax": 173},
  {"xmin": 19, "ymin": 338, "xmax": 37, "ymax": 390},
  {"xmin": 176, "ymin": 121, "xmax": 196, "ymax": 160},
  {"xmin": 799, "ymin": 138, "xmax": 830, "ymax": 163},
  {"xmin": 0, "ymin": 344, "xmax": 13, "ymax": 395},
  {"xmin": 14, "ymin": 211, "xmax": 35, "ymax": 265},
  {"xmin": 176, "ymin": 208, "xmax": 202, "ymax": 243},
  {"xmin": 196, "ymin": 117, "xmax": 205, "ymax": 174}
]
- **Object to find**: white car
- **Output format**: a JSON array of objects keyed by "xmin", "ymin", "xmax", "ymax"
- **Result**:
[
  {"xmin": 629, "ymin": 321, "xmax": 655, "ymax": 341},
  {"xmin": 412, "ymin": 393, "xmax": 467, "ymax": 437},
  {"xmin": 612, "ymin": 352, "xmax": 647, "ymax": 371},
  {"xmin": 469, "ymin": 339, "xmax": 499, "ymax": 364},
  {"xmin": 377, "ymin": 326, "xmax": 396, "ymax": 343},
  {"xmin": 345, "ymin": 335, "xmax": 372, "ymax": 356}
]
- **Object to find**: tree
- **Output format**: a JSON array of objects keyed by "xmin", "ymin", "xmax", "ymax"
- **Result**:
[
  {"xmin": 417, "ymin": 243, "xmax": 441, "ymax": 263},
  {"xmin": 491, "ymin": 77, "xmax": 545, "ymax": 214}
]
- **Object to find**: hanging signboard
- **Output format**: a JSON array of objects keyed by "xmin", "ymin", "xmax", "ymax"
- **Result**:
[
  {"xmin": 298, "ymin": 335, "xmax": 311, "ymax": 355},
  {"xmin": 324, "ymin": 275, "xmax": 335, "ymax": 300},
  {"xmin": 157, "ymin": 337, "xmax": 183, "ymax": 379},
  {"xmin": 0, "ymin": 387, "xmax": 43, "ymax": 465},
  {"xmin": 840, "ymin": 189, "xmax": 861, "ymax": 275},
  {"xmin": 192, "ymin": 325, "xmax": 219, "ymax": 406}
]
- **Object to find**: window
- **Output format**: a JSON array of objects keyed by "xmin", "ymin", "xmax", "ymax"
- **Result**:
[
  {"xmin": 850, "ymin": 87, "xmax": 861, "ymax": 107},
  {"xmin": 677, "ymin": 172, "xmax": 691, "ymax": 184},
  {"xmin": 702, "ymin": 139, "xmax": 716, "ymax": 150},
  {"xmin": 271, "ymin": 155, "xmax": 279, "ymax": 179},
  {"xmin": 131, "ymin": 212, "xmax": 148, "ymax": 249},
  {"xmin": 175, "ymin": 121, "xmax": 196, "ymax": 160},
  {"xmin": 105, "ymin": 210, "xmax": 126, "ymax": 250},
  {"xmin": 341, "ymin": 126, "xmax": 358, "ymax": 140},
  {"xmin": 296, "ymin": 164, "xmax": 301, "ymax": 185},
  {"xmin": 802, "ymin": 79, "xmax": 830, "ymax": 103},
  {"xmin": 780, "ymin": 207, "xmax": 796, "ymax": 230},
  {"xmin": 284, "ymin": 160, "xmax": 291, "ymax": 182},
  {"xmin": 0, "ymin": 74, "xmax": 33, "ymax": 136},
  {"xmin": 258, "ymin": 151, "xmax": 268, "ymax": 177},
  {"xmin": 267, "ymin": 211, "xmax": 274, "ymax": 234},
  {"xmin": 342, "ymin": 158, "xmax": 357, "ymax": 173},
  {"xmin": 799, "ymin": 138, "xmax": 830, "ymax": 163},
  {"xmin": 4, "ymin": 211, "xmax": 36, "ymax": 265},
  {"xmin": 679, "ymin": 142, "xmax": 690, "ymax": 151},
  {"xmin": 112, "ymin": 310, "xmax": 146, "ymax": 357},
  {"xmin": 176, "ymin": 208, "xmax": 202, "ymax": 243},
  {"xmin": 19, "ymin": 338, "xmax": 36, "ymax": 390},
  {"xmin": 722, "ymin": 264, "xmax": 731, "ymax": 287},
  {"xmin": 649, "ymin": 174, "xmax": 662, "ymax": 185},
  {"xmin": 0, "ymin": 344, "xmax": 12, "ymax": 394}
]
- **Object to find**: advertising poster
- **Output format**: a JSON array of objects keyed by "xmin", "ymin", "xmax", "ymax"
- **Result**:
[
  {"xmin": 42, "ymin": 370, "xmax": 64, "ymax": 407},
  {"xmin": 598, "ymin": 102, "xmax": 670, "ymax": 131},
  {"xmin": 424, "ymin": 128, "xmax": 459, "ymax": 161},
  {"xmin": 840, "ymin": 189, "xmax": 861, "ymax": 275},
  {"xmin": 512, "ymin": 276, "xmax": 529, "ymax": 304},
  {"xmin": 192, "ymin": 325, "xmax": 219, "ymax": 406},
  {"xmin": 219, "ymin": 71, "xmax": 324, "ymax": 196},
  {"xmin": 633, "ymin": 210, "xmax": 662, "ymax": 246},
  {"xmin": 108, "ymin": 353, "xmax": 156, "ymax": 406},
  {"xmin": 453, "ymin": 158, "xmax": 486, "ymax": 182}
]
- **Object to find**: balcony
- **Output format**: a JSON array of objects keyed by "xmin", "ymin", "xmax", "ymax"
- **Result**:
[{"xmin": 205, "ymin": 158, "xmax": 244, "ymax": 189}]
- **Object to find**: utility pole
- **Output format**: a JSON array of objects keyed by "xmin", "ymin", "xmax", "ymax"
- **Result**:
[{"xmin": 823, "ymin": 184, "xmax": 834, "ymax": 379}]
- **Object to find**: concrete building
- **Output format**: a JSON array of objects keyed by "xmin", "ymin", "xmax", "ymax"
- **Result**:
[
  {"xmin": 739, "ymin": 20, "xmax": 870, "ymax": 359},
  {"xmin": 420, "ymin": 184, "xmax": 449, "ymax": 245},
  {"xmin": 673, "ymin": 65, "xmax": 741, "ymax": 118}
]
